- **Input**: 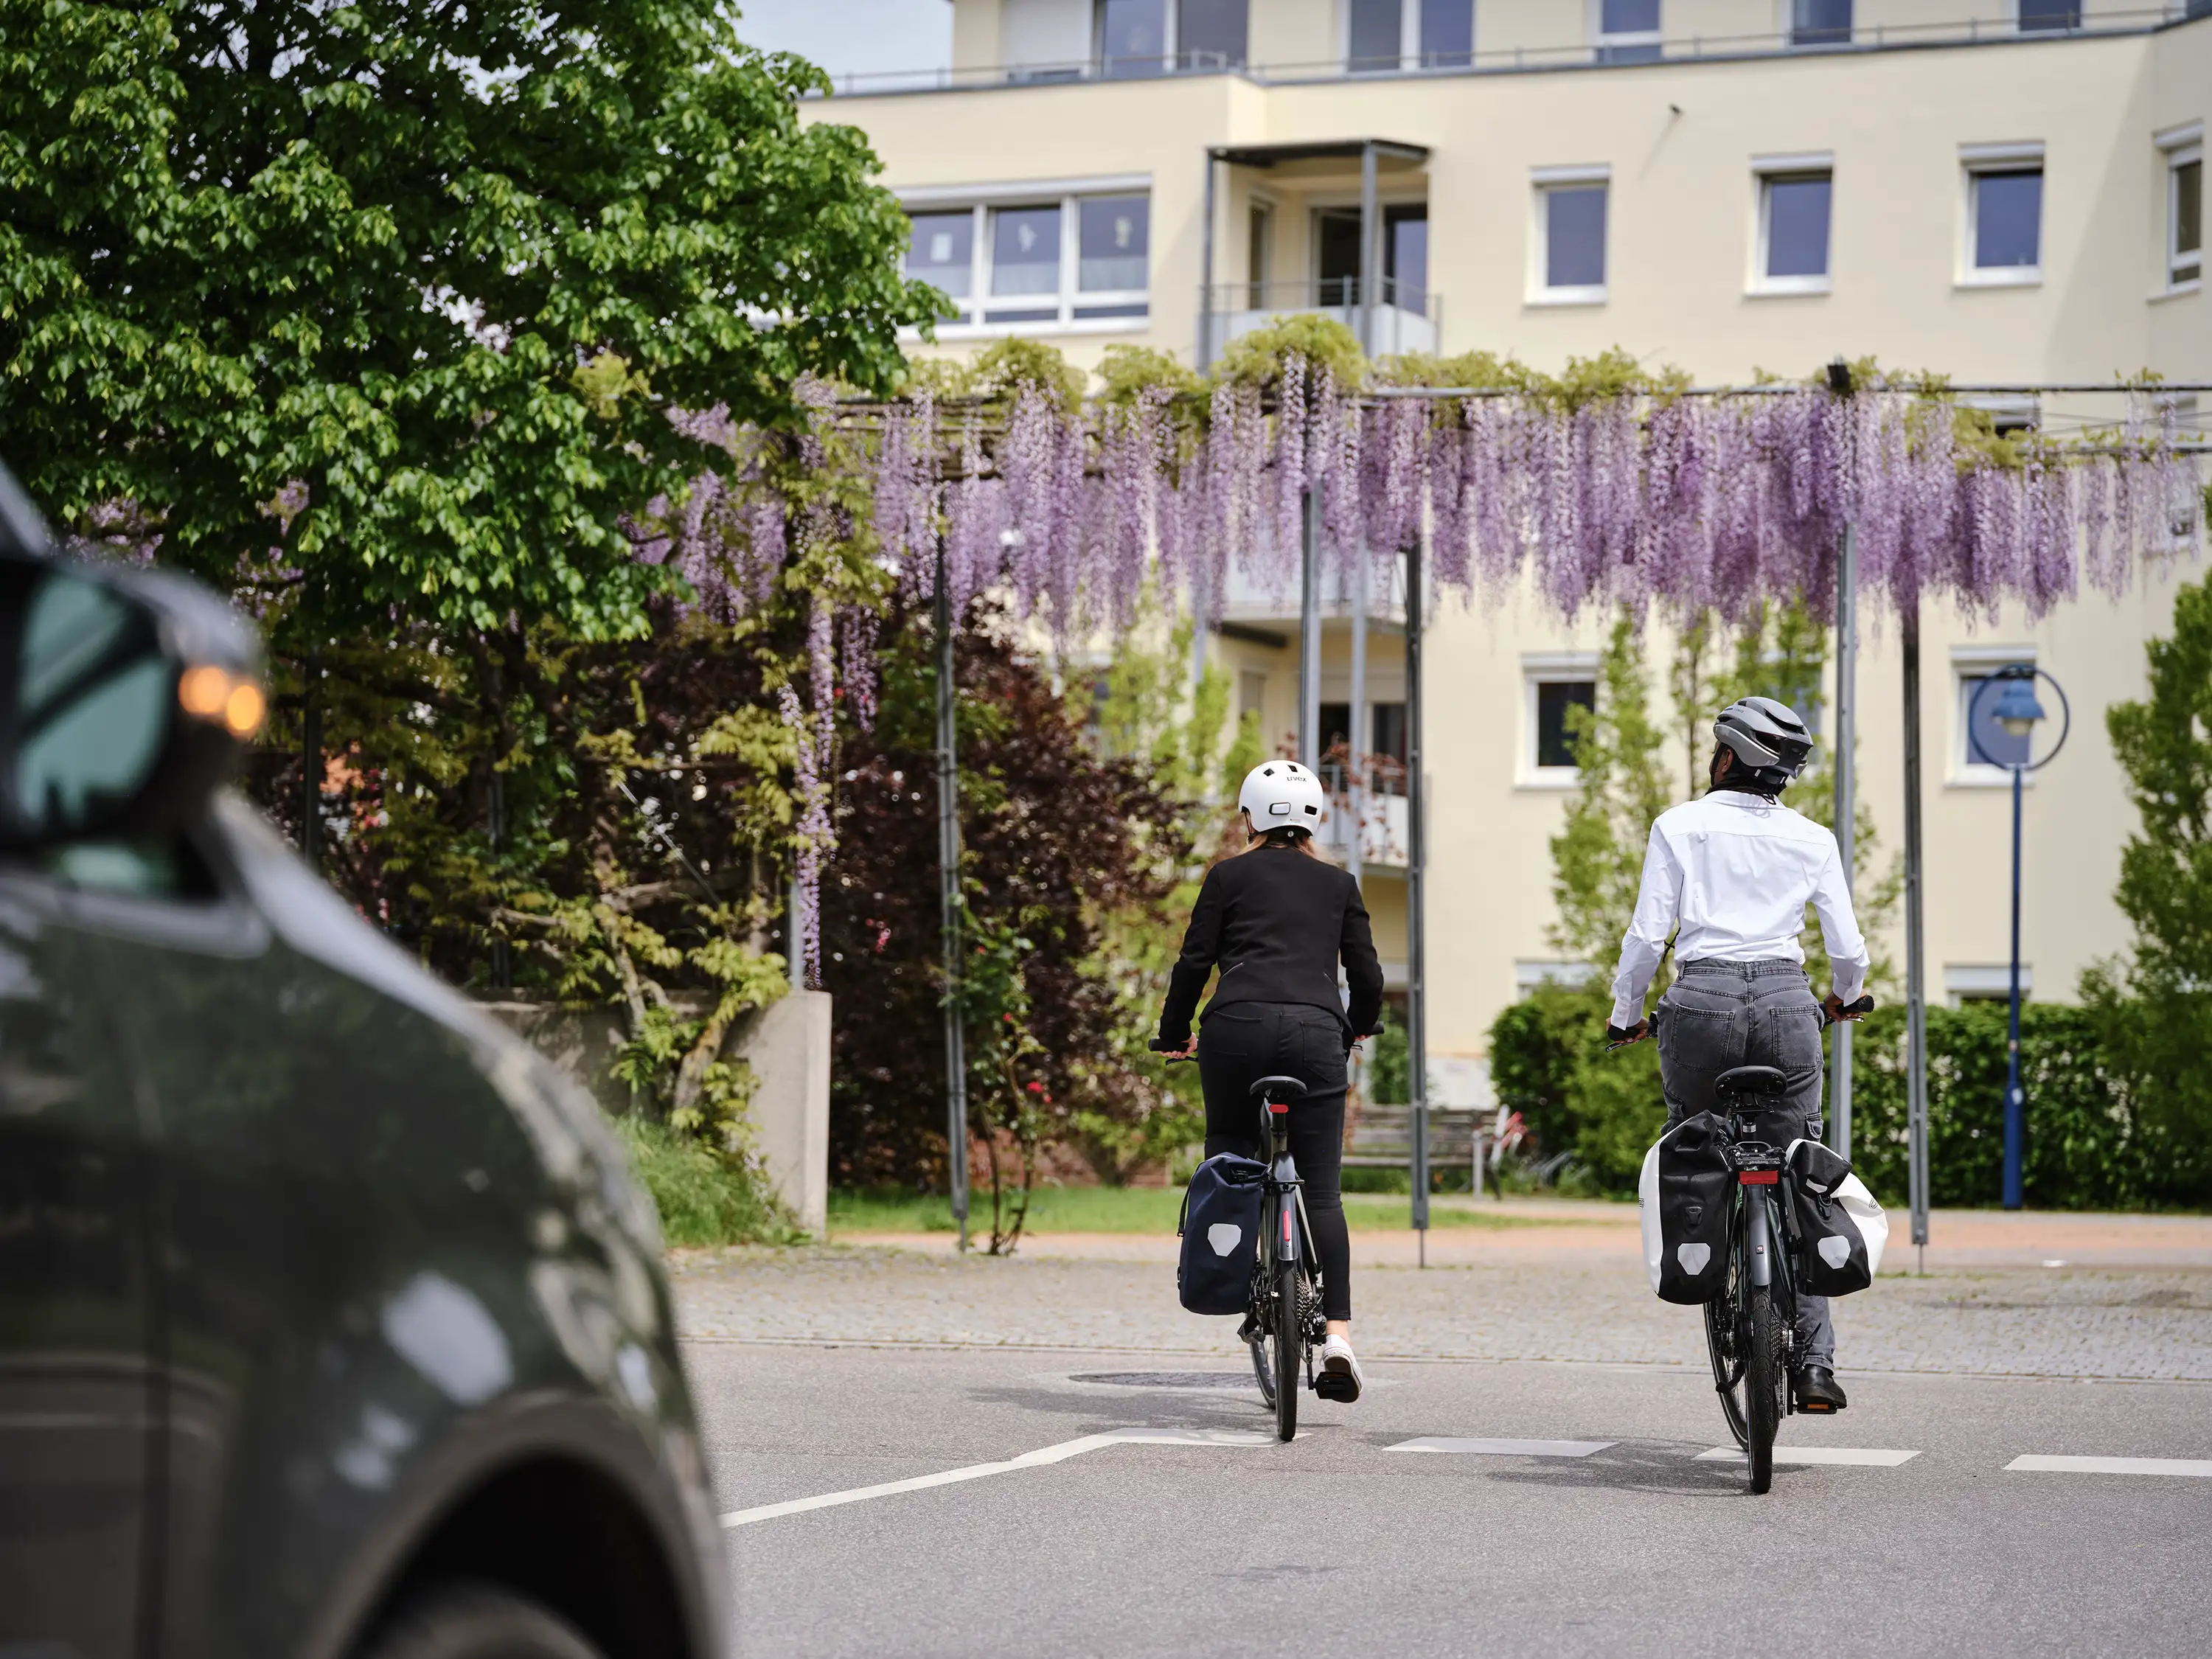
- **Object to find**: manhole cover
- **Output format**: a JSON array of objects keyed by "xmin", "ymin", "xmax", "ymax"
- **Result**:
[{"xmin": 1068, "ymin": 1371, "xmax": 1256, "ymax": 1390}]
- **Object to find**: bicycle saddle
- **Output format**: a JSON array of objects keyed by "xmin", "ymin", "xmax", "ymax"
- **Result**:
[
  {"xmin": 1247, "ymin": 1075, "xmax": 1306, "ymax": 1104},
  {"xmin": 1714, "ymin": 1065, "xmax": 1787, "ymax": 1100}
]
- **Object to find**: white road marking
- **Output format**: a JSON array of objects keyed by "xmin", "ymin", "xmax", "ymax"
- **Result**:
[
  {"xmin": 719, "ymin": 1427, "xmax": 1273, "ymax": 1528},
  {"xmin": 1695, "ymin": 1446, "xmax": 1920, "ymax": 1467},
  {"xmin": 1389, "ymin": 1436, "xmax": 1615, "ymax": 1458},
  {"xmin": 2006, "ymin": 1455, "xmax": 2212, "ymax": 1478}
]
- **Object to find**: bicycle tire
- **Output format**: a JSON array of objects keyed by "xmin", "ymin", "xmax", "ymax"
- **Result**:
[
  {"xmin": 1249, "ymin": 1321, "xmax": 1277, "ymax": 1409},
  {"xmin": 1704, "ymin": 1248, "xmax": 1751, "ymax": 1452},
  {"xmin": 1273, "ymin": 1258, "xmax": 1301, "ymax": 1442},
  {"xmin": 1745, "ymin": 1279, "xmax": 1784, "ymax": 1494}
]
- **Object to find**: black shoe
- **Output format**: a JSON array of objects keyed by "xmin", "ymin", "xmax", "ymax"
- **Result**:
[{"xmin": 1794, "ymin": 1365, "xmax": 1848, "ymax": 1413}]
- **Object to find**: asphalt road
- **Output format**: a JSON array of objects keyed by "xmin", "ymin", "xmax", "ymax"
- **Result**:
[{"xmin": 689, "ymin": 1340, "xmax": 2212, "ymax": 1658}]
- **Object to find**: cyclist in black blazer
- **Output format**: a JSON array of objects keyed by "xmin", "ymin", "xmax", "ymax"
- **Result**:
[{"xmin": 1158, "ymin": 760, "xmax": 1385, "ymax": 1401}]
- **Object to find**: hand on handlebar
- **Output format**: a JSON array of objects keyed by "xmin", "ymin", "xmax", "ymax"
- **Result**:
[
  {"xmin": 1823, "ymin": 993, "xmax": 1875, "ymax": 1026},
  {"xmin": 1604, "ymin": 1019, "xmax": 1649, "ymax": 1052},
  {"xmin": 1147, "ymin": 1034, "xmax": 1197, "ymax": 1060}
]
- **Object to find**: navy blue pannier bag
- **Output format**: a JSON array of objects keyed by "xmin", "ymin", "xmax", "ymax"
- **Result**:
[{"xmin": 1177, "ymin": 1152, "xmax": 1267, "ymax": 1315}]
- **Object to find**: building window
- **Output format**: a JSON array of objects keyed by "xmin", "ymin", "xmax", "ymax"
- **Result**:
[
  {"xmin": 2168, "ymin": 138, "xmax": 2202, "ymax": 292},
  {"xmin": 1952, "ymin": 649, "xmax": 2037, "ymax": 785},
  {"xmin": 902, "ymin": 189, "xmax": 1151, "ymax": 333},
  {"xmin": 1347, "ymin": 0, "xmax": 1404, "ymax": 72},
  {"xmin": 1420, "ymin": 0, "xmax": 1475, "ymax": 68},
  {"xmin": 2014, "ymin": 0, "xmax": 2081, "ymax": 32},
  {"xmin": 1388, "ymin": 204, "xmax": 1429, "ymax": 314},
  {"xmin": 1789, "ymin": 0, "xmax": 1851, "ymax": 46},
  {"xmin": 1963, "ymin": 146, "xmax": 2043, "ymax": 284},
  {"xmin": 1238, "ymin": 669, "xmax": 1267, "ymax": 723},
  {"xmin": 1593, "ymin": 0, "xmax": 1661, "ymax": 64},
  {"xmin": 1533, "ymin": 169, "xmax": 1609, "ymax": 303},
  {"xmin": 1097, "ymin": 0, "xmax": 1167, "ymax": 77},
  {"xmin": 1319, "ymin": 701, "xmax": 1409, "ymax": 792},
  {"xmin": 1945, "ymin": 964, "xmax": 2031, "ymax": 1006},
  {"xmin": 1755, "ymin": 164, "xmax": 1833, "ymax": 292},
  {"xmin": 1524, "ymin": 658, "xmax": 1599, "ymax": 784},
  {"xmin": 1178, "ymin": 0, "xmax": 1248, "ymax": 69}
]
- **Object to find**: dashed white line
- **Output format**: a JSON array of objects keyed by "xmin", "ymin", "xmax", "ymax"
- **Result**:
[
  {"xmin": 2006, "ymin": 1455, "xmax": 2212, "ymax": 1478},
  {"xmin": 719, "ymin": 1427, "xmax": 1273, "ymax": 1528},
  {"xmin": 1694, "ymin": 1446, "xmax": 1920, "ymax": 1467},
  {"xmin": 1389, "ymin": 1436, "xmax": 1615, "ymax": 1458}
]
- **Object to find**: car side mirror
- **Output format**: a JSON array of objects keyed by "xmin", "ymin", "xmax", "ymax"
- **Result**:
[{"xmin": 0, "ymin": 460, "xmax": 264, "ymax": 851}]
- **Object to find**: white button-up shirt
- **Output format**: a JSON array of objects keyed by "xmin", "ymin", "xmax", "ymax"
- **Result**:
[{"xmin": 1607, "ymin": 789, "xmax": 1871, "ymax": 1029}]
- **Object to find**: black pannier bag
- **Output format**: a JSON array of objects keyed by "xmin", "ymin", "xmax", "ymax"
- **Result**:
[
  {"xmin": 1784, "ymin": 1138, "xmax": 1886, "ymax": 1296},
  {"xmin": 1177, "ymin": 1152, "xmax": 1267, "ymax": 1315},
  {"xmin": 1638, "ymin": 1113, "xmax": 1733, "ymax": 1304}
]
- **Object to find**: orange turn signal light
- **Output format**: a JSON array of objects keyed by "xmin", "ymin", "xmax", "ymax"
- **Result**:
[{"xmin": 178, "ymin": 665, "xmax": 266, "ymax": 738}]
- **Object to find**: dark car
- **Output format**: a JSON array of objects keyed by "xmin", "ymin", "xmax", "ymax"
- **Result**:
[{"xmin": 0, "ymin": 462, "xmax": 729, "ymax": 1659}]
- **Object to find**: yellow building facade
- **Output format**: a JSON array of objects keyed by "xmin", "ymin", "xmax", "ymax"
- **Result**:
[{"xmin": 813, "ymin": 1, "xmax": 2211, "ymax": 1099}]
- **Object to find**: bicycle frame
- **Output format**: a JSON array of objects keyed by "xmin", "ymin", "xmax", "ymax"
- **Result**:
[{"xmin": 1255, "ymin": 1098, "xmax": 1318, "ymax": 1303}]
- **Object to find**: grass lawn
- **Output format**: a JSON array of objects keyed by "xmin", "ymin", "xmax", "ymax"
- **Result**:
[{"xmin": 826, "ymin": 1184, "xmax": 1573, "ymax": 1237}]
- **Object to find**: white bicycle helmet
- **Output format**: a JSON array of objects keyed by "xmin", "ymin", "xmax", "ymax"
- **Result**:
[
  {"xmin": 1238, "ymin": 760, "xmax": 1325, "ymax": 837},
  {"xmin": 1714, "ymin": 696, "xmax": 1814, "ymax": 785}
]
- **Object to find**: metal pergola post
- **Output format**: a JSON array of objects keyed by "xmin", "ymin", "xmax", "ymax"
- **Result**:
[
  {"xmin": 1197, "ymin": 149, "xmax": 1219, "ymax": 372},
  {"xmin": 1348, "ymin": 542, "xmax": 1368, "ymax": 888},
  {"xmin": 933, "ymin": 546, "xmax": 970, "ymax": 1251},
  {"xmin": 1298, "ymin": 490, "xmax": 1322, "ymax": 771},
  {"xmin": 1405, "ymin": 538, "xmax": 1430, "ymax": 1262},
  {"xmin": 1358, "ymin": 141, "xmax": 1378, "ymax": 355},
  {"xmin": 1831, "ymin": 520, "xmax": 1857, "ymax": 1162},
  {"xmin": 1903, "ymin": 605, "xmax": 1931, "ymax": 1270}
]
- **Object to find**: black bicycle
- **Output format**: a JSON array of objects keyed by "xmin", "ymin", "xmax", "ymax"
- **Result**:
[
  {"xmin": 1609, "ymin": 995, "xmax": 1870, "ymax": 1494},
  {"xmin": 1234, "ymin": 1074, "xmax": 1326, "ymax": 1443}
]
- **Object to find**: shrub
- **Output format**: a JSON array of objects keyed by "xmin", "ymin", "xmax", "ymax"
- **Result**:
[{"xmin": 611, "ymin": 1115, "xmax": 801, "ymax": 1248}]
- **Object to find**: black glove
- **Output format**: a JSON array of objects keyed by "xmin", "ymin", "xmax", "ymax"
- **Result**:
[{"xmin": 1606, "ymin": 1020, "xmax": 1648, "ymax": 1046}]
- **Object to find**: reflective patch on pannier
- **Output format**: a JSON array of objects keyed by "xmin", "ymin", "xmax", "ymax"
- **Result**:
[
  {"xmin": 1785, "ymin": 1138, "xmax": 1887, "ymax": 1295},
  {"xmin": 1178, "ymin": 1153, "xmax": 1267, "ymax": 1315},
  {"xmin": 1638, "ymin": 1113, "xmax": 1733, "ymax": 1304}
]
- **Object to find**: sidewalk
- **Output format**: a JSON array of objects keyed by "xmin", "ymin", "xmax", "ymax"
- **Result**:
[{"xmin": 828, "ymin": 1201, "xmax": 2212, "ymax": 1271}]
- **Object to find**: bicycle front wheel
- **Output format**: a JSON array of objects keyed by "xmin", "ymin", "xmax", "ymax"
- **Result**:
[
  {"xmin": 1273, "ymin": 1259, "xmax": 1301, "ymax": 1442},
  {"xmin": 1745, "ymin": 1279, "xmax": 1785, "ymax": 1494},
  {"xmin": 1248, "ymin": 1318, "xmax": 1277, "ymax": 1410},
  {"xmin": 1704, "ymin": 1244, "xmax": 1750, "ymax": 1451}
]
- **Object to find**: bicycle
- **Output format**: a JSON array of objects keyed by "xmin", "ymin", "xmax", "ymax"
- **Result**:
[
  {"xmin": 1609, "ymin": 994, "xmax": 1871, "ymax": 1494},
  {"xmin": 1152, "ymin": 1044, "xmax": 1325, "ymax": 1443}
]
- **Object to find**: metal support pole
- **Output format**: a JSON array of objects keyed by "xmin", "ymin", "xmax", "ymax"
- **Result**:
[
  {"xmin": 1357, "ymin": 141, "xmax": 1379, "ymax": 355},
  {"xmin": 299, "ymin": 641, "xmax": 322, "ymax": 871},
  {"xmin": 1298, "ymin": 490, "xmax": 1321, "ymax": 772},
  {"xmin": 934, "ymin": 549, "xmax": 970, "ymax": 1251},
  {"xmin": 1829, "ymin": 522, "xmax": 1857, "ymax": 1162},
  {"xmin": 1902, "ymin": 606, "xmax": 1931, "ymax": 1270},
  {"xmin": 1347, "ymin": 541, "xmax": 1368, "ymax": 887},
  {"xmin": 2003, "ymin": 765, "xmax": 2026, "ymax": 1211},
  {"xmin": 1198, "ymin": 150, "xmax": 1218, "ymax": 372},
  {"xmin": 1405, "ymin": 540, "xmax": 1430, "ymax": 1261},
  {"xmin": 787, "ymin": 872, "xmax": 807, "ymax": 993}
]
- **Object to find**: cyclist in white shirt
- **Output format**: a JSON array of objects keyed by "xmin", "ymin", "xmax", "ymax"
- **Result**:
[{"xmin": 1605, "ymin": 696, "xmax": 1871, "ymax": 1412}]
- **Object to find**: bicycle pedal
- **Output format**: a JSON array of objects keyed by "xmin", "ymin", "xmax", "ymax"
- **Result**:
[
  {"xmin": 1798, "ymin": 1399, "xmax": 1837, "ymax": 1413},
  {"xmin": 1314, "ymin": 1372, "xmax": 1359, "ymax": 1402}
]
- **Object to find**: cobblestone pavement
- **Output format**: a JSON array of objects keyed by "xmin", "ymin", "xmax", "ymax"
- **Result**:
[{"xmin": 670, "ymin": 1240, "xmax": 2212, "ymax": 1382}]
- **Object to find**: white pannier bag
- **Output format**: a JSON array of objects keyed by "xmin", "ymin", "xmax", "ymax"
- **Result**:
[{"xmin": 1784, "ymin": 1138, "xmax": 1888, "ymax": 1294}]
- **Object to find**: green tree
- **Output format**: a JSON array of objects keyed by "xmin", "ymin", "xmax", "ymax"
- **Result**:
[
  {"xmin": 0, "ymin": 0, "xmax": 935, "ymax": 636},
  {"xmin": 2085, "ymin": 575, "xmax": 2212, "ymax": 1155},
  {"xmin": 1550, "ymin": 611, "xmax": 1673, "ymax": 970}
]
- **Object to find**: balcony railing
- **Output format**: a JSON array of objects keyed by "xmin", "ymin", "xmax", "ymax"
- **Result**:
[
  {"xmin": 1219, "ymin": 541, "xmax": 1411, "ymax": 625},
  {"xmin": 818, "ymin": 8, "xmax": 2194, "ymax": 98},
  {"xmin": 1208, "ymin": 279, "xmax": 1439, "ymax": 361},
  {"xmin": 1318, "ymin": 785, "xmax": 1410, "ymax": 871}
]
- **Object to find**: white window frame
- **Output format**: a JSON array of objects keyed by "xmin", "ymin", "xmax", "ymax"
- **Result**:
[
  {"xmin": 1749, "ymin": 153, "xmax": 1834, "ymax": 296},
  {"xmin": 1093, "ymin": 0, "xmax": 1174, "ymax": 77},
  {"xmin": 1530, "ymin": 165, "xmax": 1610, "ymax": 307},
  {"xmin": 1960, "ymin": 142, "xmax": 2045, "ymax": 288},
  {"xmin": 1246, "ymin": 192, "xmax": 1276, "ymax": 306},
  {"xmin": 2161, "ymin": 125, "xmax": 2202, "ymax": 295},
  {"xmin": 1590, "ymin": 0, "xmax": 1663, "ymax": 63},
  {"xmin": 1945, "ymin": 964, "xmax": 2032, "ymax": 1006},
  {"xmin": 1950, "ymin": 643, "xmax": 2039, "ymax": 790},
  {"xmin": 1520, "ymin": 652, "xmax": 1600, "ymax": 789},
  {"xmin": 898, "ymin": 175, "xmax": 1153, "ymax": 338},
  {"xmin": 1517, "ymin": 960, "xmax": 1596, "ymax": 996}
]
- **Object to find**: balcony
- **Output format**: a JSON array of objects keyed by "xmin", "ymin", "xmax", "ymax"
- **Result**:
[
  {"xmin": 1318, "ymin": 782, "xmax": 1410, "ymax": 872},
  {"xmin": 1208, "ymin": 277, "xmax": 1439, "ymax": 362}
]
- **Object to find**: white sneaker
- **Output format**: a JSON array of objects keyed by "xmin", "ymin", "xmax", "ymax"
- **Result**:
[{"xmin": 1315, "ymin": 1335, "xmax": 1364, "ymax": 1402}]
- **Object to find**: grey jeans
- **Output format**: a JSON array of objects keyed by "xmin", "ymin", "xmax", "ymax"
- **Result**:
[{"xmin": 1655, "ymin": 959, "xmax": 1834, "ymax": 1368}]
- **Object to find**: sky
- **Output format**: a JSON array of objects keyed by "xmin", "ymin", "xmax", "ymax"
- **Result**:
[{"xmin": 728, "ymin": 0, "xmax": 953, "ymax": 86}]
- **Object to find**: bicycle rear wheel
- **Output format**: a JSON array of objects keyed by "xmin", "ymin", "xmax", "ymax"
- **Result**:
[
  {"xmin": 1704, "ymin": 1242, "xmax": 1750, "ymax": 1451},
  {"xmin": 1272, "ymin": 1258, "xmax": 1301, "ymax": 1442},
  {"xmin": 1745, "ymin": 1279, "xmax": 1785, "ymax": 1494},
  {"xmin": 1248, "ymin": 1318, "xmax": 1277, "ymax": 1409}
]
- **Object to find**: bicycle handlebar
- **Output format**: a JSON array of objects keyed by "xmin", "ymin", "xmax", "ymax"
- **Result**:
[{"xmin": 1599, "ymin": 994, "xmax": 1876, "ymax": 1056}]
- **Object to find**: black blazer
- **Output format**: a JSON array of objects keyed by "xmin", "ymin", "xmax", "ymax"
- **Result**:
[{"xmin": 1158, "ymin": 846, "xmax": 1385, "ymax": 1046}]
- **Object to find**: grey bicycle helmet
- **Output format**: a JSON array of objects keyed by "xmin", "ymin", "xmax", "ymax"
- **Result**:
[{"xmin": 1713, "ymin": 696, "xmax": 1814, "ymax": 785}]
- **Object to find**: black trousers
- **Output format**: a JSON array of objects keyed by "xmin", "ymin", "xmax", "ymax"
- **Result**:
[{"xmin": 1196, "ymin": 1002, "xmax": 1352, "ymax": 1322}]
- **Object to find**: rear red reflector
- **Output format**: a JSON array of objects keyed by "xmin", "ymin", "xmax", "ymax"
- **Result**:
[
  {"xmin": 1739, "ymin": 1171, "xmax": 1779, "ymax": 1185},
  {"xmin": 1268, "ymin": 1103, "xmax": 1289, "ymax": 1114}
]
